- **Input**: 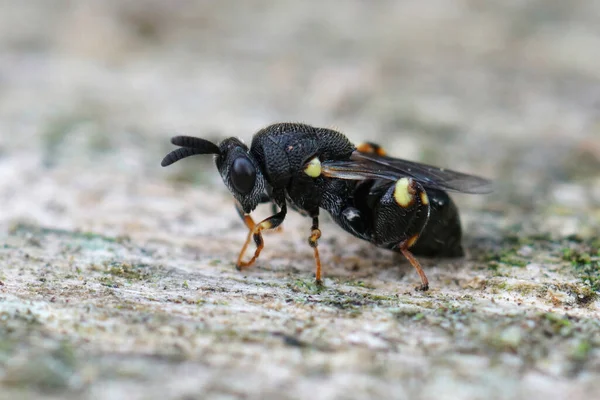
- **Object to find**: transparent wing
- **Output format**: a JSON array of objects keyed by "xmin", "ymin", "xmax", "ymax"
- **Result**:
[{"xmin": 321, "ymin": 151, "xmax": 492, "ymax": 194}]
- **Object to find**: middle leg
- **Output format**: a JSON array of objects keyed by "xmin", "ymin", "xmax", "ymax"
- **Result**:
[{"xmin": 307, "ymin": 214, "xmax": 323, "ymax": 284}]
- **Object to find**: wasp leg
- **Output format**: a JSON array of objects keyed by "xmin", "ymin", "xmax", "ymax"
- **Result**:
[
  {"xmin": 399, "ymin": 240, "xmax": 429, "ymax": 291},
  {"xmin": 307, "ymin": 215, "xmax": 323, "ymax": 284},
  {"xmin": 371, "ymin": 177, "xmax": 431, "ymax": 290},
  {"xmin": 236, "ymin": 207, "xmax": 256, "ymax": 231},
  {"xmin": 234, "ymin": 193, "xmax": 270, "ymax": 230},
  {"xmin": 235, "ymin": 197, "xmax": 283, "ymax": 234},
  {"xmin": 269, "ymin": 202, "xmax": 284, "ymax": 233},
  {"xmin": 356, "ymin": 142, "xmax": 387, "ymax": 156},
  {"xmin": 236, "ymin": 204, "xmax": 287, "ymax": 270}
]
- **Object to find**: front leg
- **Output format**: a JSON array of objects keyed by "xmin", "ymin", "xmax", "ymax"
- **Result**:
[
  {"xmin": 236, "ymin": 203, "xmax": 287, "ymax": 270},
  {"xmin": 234, "ymin": 193, "xmax": 270, "ymax": 231},
  {"xmin": 235, "ymin": 195, "xmax": 283, "ymax": 233}
]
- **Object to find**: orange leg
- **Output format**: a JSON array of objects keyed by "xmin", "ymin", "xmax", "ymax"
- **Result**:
[
  {"xmin": 237, "ymin": 203, "xmax": 281, "ymax": 234},
  {"xmin": 399, "ymin": 237, "xmax": 429, "ymax": 291},
  {"xmin": 236, "ymin": 220, "xmax": 268, "ymax": 269},
  {"xmin": 243, "ymin": 215, "xmax": 255, "ymax": 230},
  {"xmin": 236, "ymin": 205, "xmax": 287, "ymax": 270},
  {"xmin": 308, "ymin": 216, "xmax": 323, "ymax": 284}
]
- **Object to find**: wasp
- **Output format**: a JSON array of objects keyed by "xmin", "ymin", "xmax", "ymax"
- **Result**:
[{"xmin": 161, "ymin": 123, "xmax": 491, "ymax": 290}]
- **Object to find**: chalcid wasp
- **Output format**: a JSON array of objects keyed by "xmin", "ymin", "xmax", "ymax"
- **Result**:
[{"xmin": 162, "ymin": 123, "xmax": 491, "ymax": 290}]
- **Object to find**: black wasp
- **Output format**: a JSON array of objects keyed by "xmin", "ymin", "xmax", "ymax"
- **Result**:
[{"xmin": 161, "ymin": 123, "xmax": 492, "ymax": 290}]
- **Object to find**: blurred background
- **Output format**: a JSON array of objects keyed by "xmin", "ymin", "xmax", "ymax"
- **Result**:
[
  {"xmin": 0, "ymin": 1, "xmax": 600, "ymax": 399},
  {"xmin": 0, "ymin": 0, "xmax": 600, "ymax": 216},
  {"xmin": 1, "ymin": 1, "xmax": 598, "ymax": 232}
]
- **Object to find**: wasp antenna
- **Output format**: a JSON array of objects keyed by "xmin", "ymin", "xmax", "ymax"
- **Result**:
[
  {"xmin": 171, "ymin": 136, "xmax": 220, "ymax": 153},
  {"xmin": 161, "ymin": 147, "xmax": 216, "ymax": 167}
]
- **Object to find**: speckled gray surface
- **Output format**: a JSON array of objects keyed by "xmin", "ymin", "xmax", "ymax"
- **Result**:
[{"xmin": 0, "ymin": 1, "xmax": 599, "ymax": 399}]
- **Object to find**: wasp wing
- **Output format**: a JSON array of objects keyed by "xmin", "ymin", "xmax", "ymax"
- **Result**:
[{"xmin": 321, "ymin": 151, "xmax": 492, "ymax": 194}]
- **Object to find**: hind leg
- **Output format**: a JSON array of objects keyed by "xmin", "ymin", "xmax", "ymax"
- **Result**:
[
  {"xmin": 410, "ymin": 189, "xmax": 464, "ymax": 257},
  {"xmin": 372, "ymin": 177, "xmax": 431, "ymax": 290}
]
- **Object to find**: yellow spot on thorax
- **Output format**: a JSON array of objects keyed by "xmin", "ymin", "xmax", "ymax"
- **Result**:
[
  {"xmin": 420, "ymin": 191, "xmax": 429, "ymax": 205},
  {"xmin": 394, "ymin": 177, "xmax": 415, "ymax": 207},
  {"xmin": 304, "ymin": 157, "xmax": 321, "ymax": 178}
]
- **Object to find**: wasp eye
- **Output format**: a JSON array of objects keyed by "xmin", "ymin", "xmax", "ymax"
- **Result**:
[{"xmin": 231, "ymin": 157, "xmax": 256, "ymax": 194}]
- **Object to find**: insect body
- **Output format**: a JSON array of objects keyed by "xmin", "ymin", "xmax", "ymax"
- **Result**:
[{"xmin": 161, "ymin": 123, "xmax": 491, "ymax": 290}]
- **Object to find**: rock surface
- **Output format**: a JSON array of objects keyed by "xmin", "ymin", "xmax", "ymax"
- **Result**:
[{"xmin": 0, "ymin": 1, "xmax": 599, "ymax": 399}]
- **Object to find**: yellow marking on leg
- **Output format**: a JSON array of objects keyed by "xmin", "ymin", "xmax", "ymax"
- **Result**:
[
  {"xmin": 308, "ymin": 228, "xmax": 322, "ymax": 283},
  {"xmin": 304, "ymin": 157, "xmax": 322, "ymax": 178},
  {"xmin": 309, "ymin": 228, "xmax": 321, "ymax": 245},
  {"xmin": 406, "ymin": 234, "xmax": 420, "ymax": 248},
  {"xmin": 420, "ymin": 191, "xmax": 429, "ymax": 206},
  {"xmin": 259, "ymin": 220, "xmax": 273, "ymax": 230},
  {"xmin": 394, "ymin": 178, "xmax": 416, "ymax": 208}
]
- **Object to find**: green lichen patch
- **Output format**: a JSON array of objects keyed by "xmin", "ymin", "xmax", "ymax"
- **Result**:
[
  {"xmin": 284, "ymin": 278, "xmax": 405, "ymax": 312},
  {"xmin": 392, "ymin": 305, "xmax": 426, "ymax": 321},
  {"xmin": 470, "ymin": 230, "xmax": 600, "ymax": 301},
  {"xmin": 104, "ymin": 262, "xmax": 154, "ymax": 282},
  {"xmin": 488, "ymin": 280, "xmax": 547, "ymax": 297},
  {"xmin": 287, "ymin": 278, "xmax": 325, "ymax": 295},
  {"xmin": 470, "ymin": 232, "xmax": 550, "ymax": 267},
  {"xmin": 392, "ymin": 301, "xmax": 600, "ymax": 372},
  {"xmin": 97, "ymin": 276, "xmax": 120, "ymax": 288},
  {"xmin": 570, "ymin": 339, "xmax": 592, "ymax": 362},
  {"xmin": 344, "ymin": 280, "xmax": 376, "ymax": 289},
  {"xmin": 562, "ymin": 247, "xmax": 600, "ymax": 293}
]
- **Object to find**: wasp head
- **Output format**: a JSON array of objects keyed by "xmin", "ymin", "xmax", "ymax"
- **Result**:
[{"xmin": 161, "ymin": 136, "xmax": 266, "ymax": 214}]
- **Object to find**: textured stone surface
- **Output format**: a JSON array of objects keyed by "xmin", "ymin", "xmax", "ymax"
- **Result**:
[{"xmin": 0, "ymin": 1, "xmax": 599, "ymax": 399}]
